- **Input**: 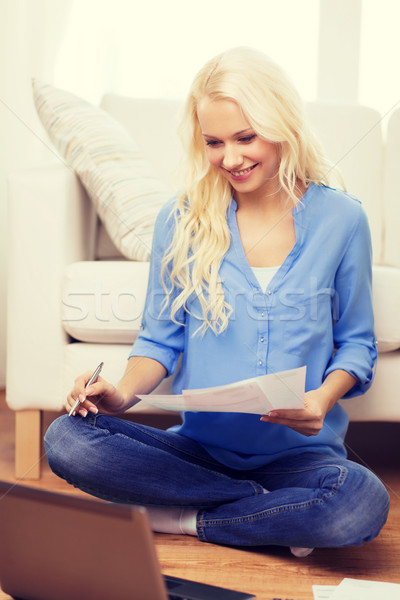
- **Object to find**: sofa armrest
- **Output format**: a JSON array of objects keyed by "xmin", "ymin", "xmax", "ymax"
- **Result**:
[
  {"xmin": 7, "ymin": 165, "xmax": 96, "ymax": 410},
  {"xmin": 372, "ymin": 265, "xmax": 400, "ymax": 352}
]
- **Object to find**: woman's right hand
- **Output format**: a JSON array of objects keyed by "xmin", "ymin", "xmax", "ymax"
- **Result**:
[{"xmin": 66, "ymin": 371, "xmax": 126, "ymax": 417}]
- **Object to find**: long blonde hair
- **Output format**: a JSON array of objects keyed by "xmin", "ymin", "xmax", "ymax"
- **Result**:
[{"xmin": 161, "ymin": 47, "xmax": 340, "ymax": 335}]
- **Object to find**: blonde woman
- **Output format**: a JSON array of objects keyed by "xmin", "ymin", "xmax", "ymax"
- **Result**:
[{"xmin": 45, "ymin": 47, "xmax": 389, "ymax": 556}]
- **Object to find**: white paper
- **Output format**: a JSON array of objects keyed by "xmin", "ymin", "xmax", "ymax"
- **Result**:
[
  {"xmin": 137, "ymin": 366, "xmax": 306, "ymax": 414},
  {"xmin": 330, "ymin": 578, "xmax": 400, "ymax": 600},
  {"xmin": 312, "ymin": 585, "xmax": 337, "ymax": 600}
]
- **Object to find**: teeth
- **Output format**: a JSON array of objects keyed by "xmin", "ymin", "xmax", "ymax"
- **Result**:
[{"xmin": 231, "ymin": 165, "xmax": 255, "ymax": 176}]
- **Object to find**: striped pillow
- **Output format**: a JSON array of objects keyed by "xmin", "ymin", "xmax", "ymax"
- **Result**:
[{"xmin": 32, "ymin": 80, "xmax": 171, "ymax": 261}]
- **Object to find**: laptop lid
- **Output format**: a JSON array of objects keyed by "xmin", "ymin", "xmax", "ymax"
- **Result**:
[
  {"xmin": 0, "ymin": 481, "xmax": 168, "ymax": 600},
  {"xmin": 0, "ymin": 481, "xmax": 255, "ymax": 600}
]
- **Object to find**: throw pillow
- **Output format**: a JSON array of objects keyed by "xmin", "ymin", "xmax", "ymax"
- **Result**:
[{"xmin": 32, "ymin": 79, "xmax": 171, "ymax": 261}]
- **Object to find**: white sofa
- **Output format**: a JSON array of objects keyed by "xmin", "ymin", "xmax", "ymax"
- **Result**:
[{"xmin": 7, "ymin": 96, "xmax": 400, "ymax": 479}]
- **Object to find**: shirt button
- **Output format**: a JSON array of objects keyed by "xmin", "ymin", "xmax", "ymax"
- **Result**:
[
  {"xmin": 260, "ymin": 337, "xmax": 265, "ymax": 342},
  {"xmin": 267, "ymin": 290, "xmax": 272, "ymax": 295},
  {"xmin": 259, "ymin": 360, "xmax": 263, "ymax": 365},
  {"xmin": 261, "ymin": 312, "xmax": 265, "ymax": 317}
]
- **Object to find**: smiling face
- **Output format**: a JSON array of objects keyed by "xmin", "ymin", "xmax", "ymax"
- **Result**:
[{"xmin": 197, "ymin": 96, "xmax": 281, "ymax": 204}]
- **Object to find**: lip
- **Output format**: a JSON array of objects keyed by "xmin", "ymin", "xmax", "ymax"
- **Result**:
[{"xmin": 225, "ymin": 163, "xmax": 259, "ymax": 181}]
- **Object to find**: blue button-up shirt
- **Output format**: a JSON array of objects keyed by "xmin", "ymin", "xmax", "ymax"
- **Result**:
[{"xmin": 130, "ymin": 183, "xmax": 377, "ymax": 468}]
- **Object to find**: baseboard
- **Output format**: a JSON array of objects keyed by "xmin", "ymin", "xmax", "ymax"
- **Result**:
[{"xmin": 346, "ymin": 421, "xmax": 400, "ymax": 468}]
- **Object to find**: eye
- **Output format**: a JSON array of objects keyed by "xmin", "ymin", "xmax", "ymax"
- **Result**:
[
  {"xmin": 238, "ymin": 134, "xmax": 256, "ymax": 143},
  {"xmin": 205, "ymin": 140, "xmax": 221, "ymax": 147}
]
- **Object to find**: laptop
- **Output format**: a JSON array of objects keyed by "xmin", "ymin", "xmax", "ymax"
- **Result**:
[{"xmin": 0, "ymin": 481, "xmax": 255, "ymax": 600}]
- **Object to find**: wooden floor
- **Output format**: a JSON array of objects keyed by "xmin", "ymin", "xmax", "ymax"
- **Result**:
[{"xmin": 1, "ymin": 390, "xmax": 399, "ymax": 600}]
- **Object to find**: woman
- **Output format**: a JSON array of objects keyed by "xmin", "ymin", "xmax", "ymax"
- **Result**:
[{"xmin": 45, "ymin": 47, "xmax": 389, "ymax": 556}]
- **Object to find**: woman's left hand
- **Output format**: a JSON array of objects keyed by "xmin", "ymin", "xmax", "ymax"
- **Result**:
[{"xmin": 260, "ymin": 388, "xmax": 331, "ymax": 437}]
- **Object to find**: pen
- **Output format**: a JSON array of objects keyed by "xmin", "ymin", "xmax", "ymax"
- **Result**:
[{"xmin": 68, "ymin": 361, "xmax": 104, "ymax": 416}]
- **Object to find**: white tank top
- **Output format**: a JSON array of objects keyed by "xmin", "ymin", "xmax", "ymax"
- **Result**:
[{"xmin": 251, "ymin": 265, "xmax": 280, "ymax": 293}]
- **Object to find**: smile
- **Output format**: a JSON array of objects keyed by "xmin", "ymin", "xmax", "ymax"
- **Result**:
[{"xmin": 230, "ymin": 164, "xmax": 258, "ymax": 176}]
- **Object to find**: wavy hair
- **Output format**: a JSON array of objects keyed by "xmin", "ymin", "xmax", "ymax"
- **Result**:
[{"xmin": 161, "ymin": 47, "xmax": 342, "ymax": 335}]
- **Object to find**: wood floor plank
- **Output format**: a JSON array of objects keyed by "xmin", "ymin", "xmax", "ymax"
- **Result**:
[{"xmin": 1, "ymin": 392, "xmax": 399, "ymax": 600}]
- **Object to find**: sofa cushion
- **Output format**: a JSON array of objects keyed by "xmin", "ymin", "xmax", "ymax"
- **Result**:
[
  {"xmin": 32, "ymin": 80, "xmax": 172, "ymax": 261},
  {"xmin": 62, "ymin": 261, "xmax": 149, "ymax": 343},
  {"xmin": 383, "ymin": 108, "xmax": 400, "ymax": 268},
  {"xmin": 372, "ymin": 265, "xmax": 400, "ymax": 352}
]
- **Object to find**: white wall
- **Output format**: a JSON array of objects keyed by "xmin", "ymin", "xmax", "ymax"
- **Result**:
[
  {"xmin": 51, "ymin": 0, "xmax": 321, "ymax": 105},
  {"xmin": 359, "ymin": 0, "xmax": 400, "ymax": 119},
  {"xmin": 317, "ymin": 0, "xmax": 362, "ymax": 102},
  {"xmin": 0, "ymin": 1, "xmax": 7, "ymax": 388}
]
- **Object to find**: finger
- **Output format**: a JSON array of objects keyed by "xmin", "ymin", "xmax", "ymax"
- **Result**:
[
  {"xmin": 84, "ymin": 381, "xmax": 107, "ymax": 409},
  {"xmin": 86, "ymin": 380, "xmax": 116, "ymax": 409},
  {"xmin": 261, "ymin": 409, "xmax": 310, "ymax": 421},
  {"xmin": 67, "ymin": 371, "xmax": 108, "ymax": 416},
  {"xmin": 69, "ymin": 400, "xmax": 98, "ymax": 417},
  {"xmin": 77, "ymin": 395, "xmax": 99, "ymax": 417},
  {"xmin": 78, "ymin": 392, "xmax": 99, "ymax": 413},
  {"xmin": 259, "ymin": 417, "xmax": 318, "ymax": 437},
  {"xmin": 66, "ymin": 392, "xmax": 80, "ymax": 413},
  {"xmin": 73, "ymin": 379, "xmax": 105, "ymax": 407},
  {"xmin": 276, "ymin": 408, "xmax": 314, "ymax": 421},
  {"xmin": 260, "ymin": 413, "xmax": 318, "ymax": 427},
  {"xmin": 85, "ymin": 378, "xmax": 112, "ymax": 398},
  {"xmin": 66, "ymin": 370, "xmax": 98, "ymax": 415},
  {"xmin": 67, "ymin": 393, "xmax": 84, "ymax": 416},
  {"xmin": 73, "ymin": 370, "xmax": 95, "ymax": 396},
  {"xmin": 67, "ymin": 392, "xmax": 96, "ymax": 416},
  {"xmin": 263, "ymin": 414, "xmax": 323, "ymax": 435}
]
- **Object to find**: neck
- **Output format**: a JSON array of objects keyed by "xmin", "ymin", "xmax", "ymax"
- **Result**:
[
  {"xmin": 235, "ymin": 187, "xmax": 289, "ymax": 216},
  {"xmin": 234, "ymin": 179, "xmax": 306, "ymax": 214}
]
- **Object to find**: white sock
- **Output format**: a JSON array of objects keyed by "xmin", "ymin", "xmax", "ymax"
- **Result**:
[
  {"xmin": 145, "ymin": 506, "xmax": 198, "ymax": 536},
  {"xmin": 290, "ymin": 546, "xmax": 314, "ymax": 558},
  {"xmin": 179, "ymin": 508, "xmax": 198, "ymax": 535}
]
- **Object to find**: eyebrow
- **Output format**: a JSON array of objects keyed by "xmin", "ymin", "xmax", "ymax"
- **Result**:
[{"xmin": 202, "ymin": 128, "xmax": 254, "ymax": 139}]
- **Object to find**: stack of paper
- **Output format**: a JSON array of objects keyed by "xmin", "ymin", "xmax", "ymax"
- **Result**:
[
  {"xmin": 313, "ymin": 578, "xmax": 400, "ymax": 600},
  {"xmin": 137, "ymin": 366, "xmax": 306, "ymax": 414}
]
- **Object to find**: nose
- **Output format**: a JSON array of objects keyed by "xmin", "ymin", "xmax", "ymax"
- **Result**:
[{"xmin": 222, "ymin": 144, "xmax": 243, "ymax": 171}]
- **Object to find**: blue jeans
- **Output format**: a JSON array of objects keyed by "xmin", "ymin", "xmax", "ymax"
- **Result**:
[{"xmin": 44, "ymin": 414, "xmax": 390, "ymax": 548}]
